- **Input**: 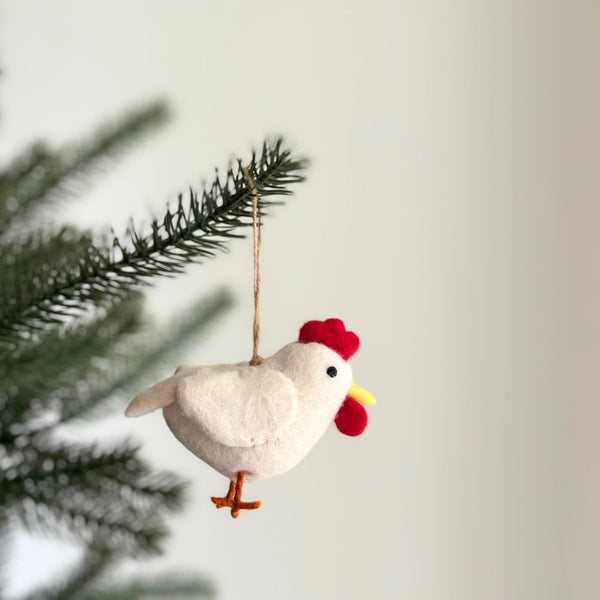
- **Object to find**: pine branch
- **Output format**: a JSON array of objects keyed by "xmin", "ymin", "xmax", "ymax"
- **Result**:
[
  {"xmin": 0, "ymin": 101, "xmax": 170, "ymax": 235},
  {"xmin": 80, "ymin": 575, "xmax": 215, "ymax": 600},
  {"xmin": 1, "ymin": 442, "xmax": 184, "ymax": 556},
  {"xmin": 23, "ymin": 546, "xmax": 113, "ymax": 600},
  {"xmin": 0, "ymin": 291, "xmax": 142, "ymax": 381},
  {"xmin": 0, "ymin": 142, "xmax": 50, "ymax": 216},
  {"xmin": 23, "ymin": 551, "xmax": 215, "ymax": 600},
  {"xmin": 1, "ymin": 441, "xmax": 185, "ymax": 508},
  {"xmin": 0, "ymin": 227, "xmax": 99, "ymax": 336},
  {"xmin": 0, "ymin": 139, "xmax": 306, "ymax": 347},
  {"xmin": 0, "ymin": 282, "xmax": 229, "ymax": 443},
  {"xmin": 9, "ymin": 495, "xmax": 168, "ymax": 557},
  {"xmin": 0, "ymin": 514, "xmax": 9, "ymax": 599},
  {"xmin": 1, "ymin": 288, "xmax": 233, "ymax": 440},
  {"xmin": 0, "ymin": 293, "xmax": 145, "ymax": 437},
  {"xmin": 54, "ymin": 287, "xmax": 234, "ymax": 426}
]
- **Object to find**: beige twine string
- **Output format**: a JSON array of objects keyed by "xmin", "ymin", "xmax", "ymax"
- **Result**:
[{"xmin": 242, "ymin": 166, "xmax": 263, "ymax": 366}]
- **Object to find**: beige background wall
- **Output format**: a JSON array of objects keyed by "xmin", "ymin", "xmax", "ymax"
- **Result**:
[{"xmin": 1, "ymin": 1, "xmax": 598, "ymax": 599}]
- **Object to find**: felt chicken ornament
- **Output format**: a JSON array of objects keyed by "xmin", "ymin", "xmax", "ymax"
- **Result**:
[{"xmin": 125, "ymin": 318, "xmax": 376, "ymax": 517}]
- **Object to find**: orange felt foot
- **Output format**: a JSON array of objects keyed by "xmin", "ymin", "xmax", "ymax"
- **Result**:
[{"xmin": 210, "ymin": 471, "xmax": 261, "ymax": 518}]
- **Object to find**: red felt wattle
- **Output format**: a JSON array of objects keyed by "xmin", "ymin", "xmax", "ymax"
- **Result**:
[
  {"xmin": 334, "ymin": 397, "xmax": 368, "ymax": 436},
  {"xmin": 298, "ymin": 318, "xmax": 360, "ymax": 361}
]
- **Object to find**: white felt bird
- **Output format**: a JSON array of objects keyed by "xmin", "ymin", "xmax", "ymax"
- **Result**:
[{"xmin": 125, "ymin": 318, "xmax": 375, "ymax": 517}]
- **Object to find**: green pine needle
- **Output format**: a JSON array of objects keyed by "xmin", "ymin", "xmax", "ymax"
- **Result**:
[
  {"xmin": 22, "ymin": 546, "xmax": 113, "ymax": 600},
  {"xmin": 0, "ymin": 101, "xmax": 170, "ymax": 235},
  {"xmin": 1, "ymin": 441, "xmax": 185, "ymax": 556},
  {"xmin": 0, "ymin": 139, "xmax": 306, "ymax": 348},
  {"xmin": 0, "ymin": 227, "xmax": 99, "ymax": 328},
  {"xmin": 23, "ymin": 549, "xmax": 215, "ymax": 600},
  {"xmin": 55, "ymin": 287, "xmax": 234, "ymax": 426},
  {"xmin": 80, "ymin": 575, "xmax": 216, "ymax": 599},
  {"xmin": 0, "ymin": 294, "xmax": 147, "ymax": 445},
  {"xmin": 2, "ymin": 287, "xmax": 233, "ymax": 437}
]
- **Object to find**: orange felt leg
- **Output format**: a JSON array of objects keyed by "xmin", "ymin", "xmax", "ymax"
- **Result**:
[{"xmin": 210, "ymin": 471, "xmax": 261, "ymax": 518}]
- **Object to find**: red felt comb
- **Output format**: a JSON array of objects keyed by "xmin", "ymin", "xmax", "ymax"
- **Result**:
[{"xmin": 298, "ymin": 318, "xmax": 360, "ymax": 361}]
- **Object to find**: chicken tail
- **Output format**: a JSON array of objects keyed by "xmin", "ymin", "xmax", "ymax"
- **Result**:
[{"xmin": 125, "ymin": 377, "xmax": 176, "ymax": 417}]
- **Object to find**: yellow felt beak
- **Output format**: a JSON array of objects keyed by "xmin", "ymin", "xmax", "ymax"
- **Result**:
[{"xmin": 347, "ymin": 382, "xmax": 376, "ymax": 406}]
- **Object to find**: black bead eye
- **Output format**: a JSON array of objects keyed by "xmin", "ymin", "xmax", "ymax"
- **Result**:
[{"xmin": 327, "ymin": 366, "xmax": 337, "ymax": 378}]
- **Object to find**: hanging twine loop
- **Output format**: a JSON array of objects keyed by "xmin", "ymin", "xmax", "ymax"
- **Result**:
[{"xmin": 242, "ymin": 166, "xmax": 263, "ymax": 366}]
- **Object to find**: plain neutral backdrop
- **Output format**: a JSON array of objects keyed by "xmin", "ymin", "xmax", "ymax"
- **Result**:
[{"xmin": 1, "ymin": 1, "xmax": 599, "ymax": 599}]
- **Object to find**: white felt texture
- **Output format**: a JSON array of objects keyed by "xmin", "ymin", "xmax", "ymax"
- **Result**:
[
  {"xmin": 159, "ymin": 342, "xmax": 354, "ymax": 482},
  {"xmin": 125, "ymin": 377, "xmax": 176, "ymax": 417},
  {"xmin": 175, "ymin": 367, "xmax": 299, "ymax": 448}
]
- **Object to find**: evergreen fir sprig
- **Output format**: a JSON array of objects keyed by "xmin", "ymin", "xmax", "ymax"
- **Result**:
[
  {"xmin": 9, "ymin": 289, "xmax": 233, "ymax": 441},
  {"xmin": 0, "ymin": 227, "xmax": 98, "ymax": 322},
  {"xmin": 24, "ymin": 551, "xmax": 215, "ymax": 600},
  {"xmin": 22, "ymin": 546, "xmax": 113, "ymax": 600},
  {"xmin": 0, "ymin": 292, "xmax": 145, "ymax": 441},
  {"xmin": 0, "ymin": 139, "xmax": 305, "ymax": 348},
  {"xmin": 1, "ymin": 441, "xmax": 185, "ymax": 555},
  {"xmin": 0, "ymin": 101, "xmax": 170, "ymax": 236},
  {"xmin": 11, "ymin": 496, "xmax": 167, "ymax": 556},
  {"xmin": 0, "ymin": 291, "xmax": 143, "ymax": 384},
  {"xmin": 79, "ymin": 575, "xmax": 215, "ymax": 599},
  {"xmin": 0, "ymin": 288, "xmax": 231, "ymax": 449},
  {"xmin": 53, "ymin": 288, "xmax": 234, "ymax": 425},
  {"xmin": 1, "ymin": 440, "xmax": 184, "ymax": 503}
]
